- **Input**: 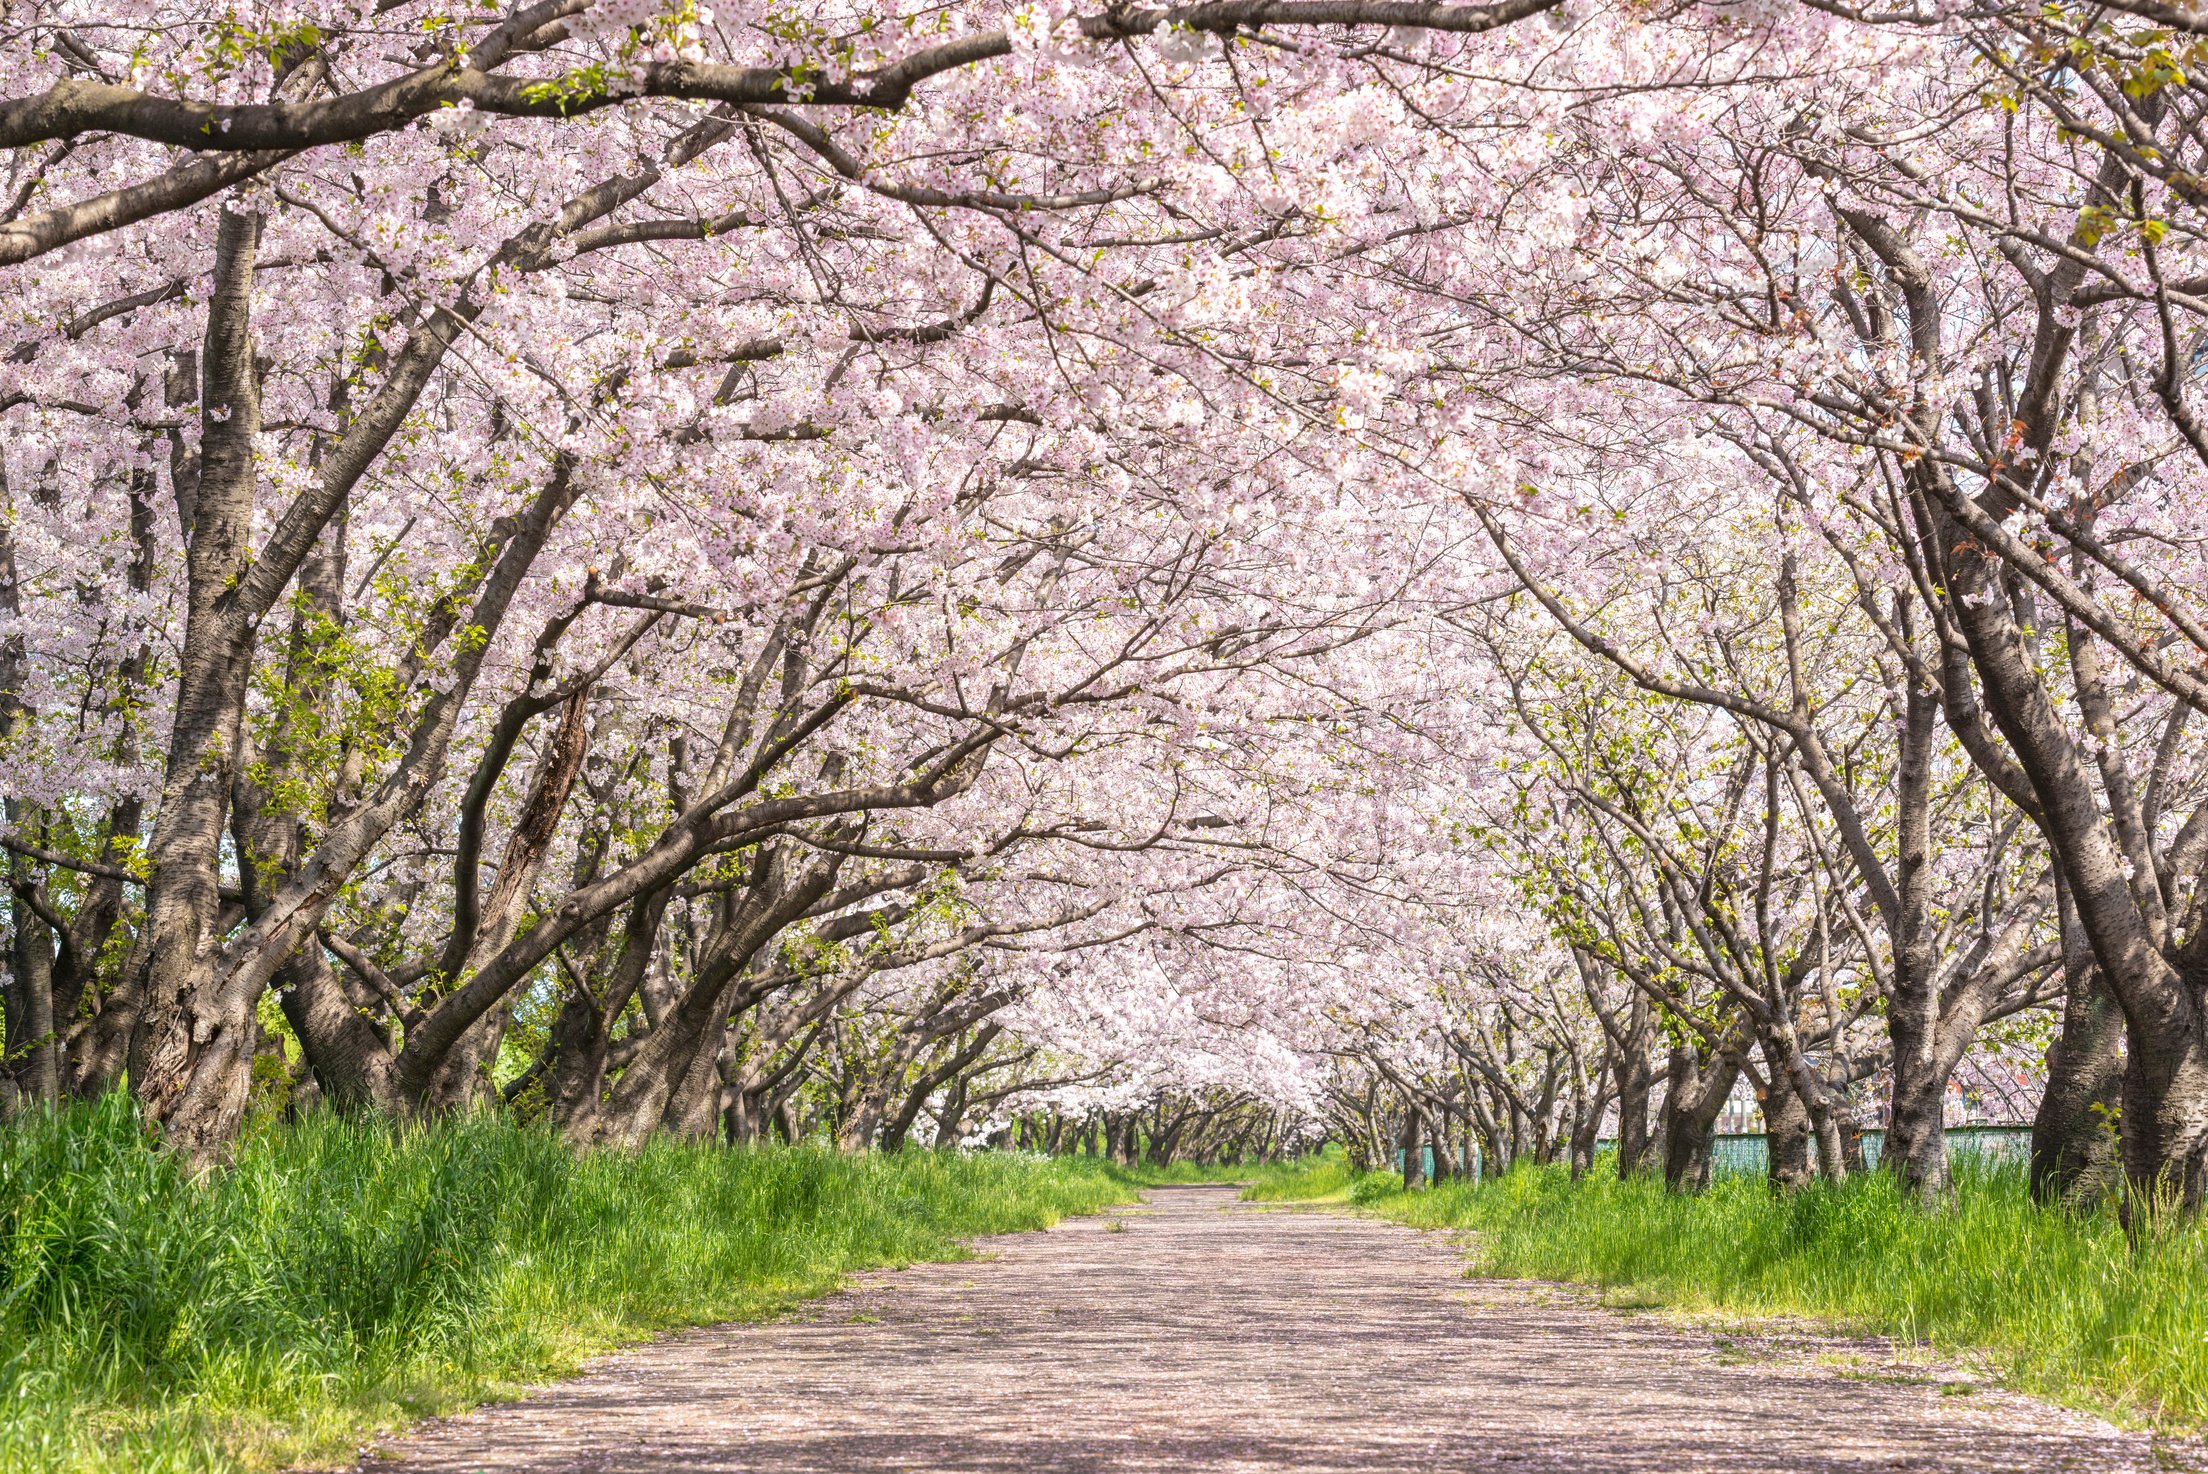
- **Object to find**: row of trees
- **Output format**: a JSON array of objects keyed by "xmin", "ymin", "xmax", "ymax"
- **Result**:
[
  {"xmin": 1, "ymin": 1, "xmax": 2206, "ymax": 1214},
  {"xmin": 0, "ymin": 0, "xmax": 1557, "ymax": 1161}
]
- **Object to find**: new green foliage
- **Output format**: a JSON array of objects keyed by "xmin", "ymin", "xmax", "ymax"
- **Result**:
[{"xmin": 0, "ymin": 1098, "xmax": 1140, "ymax": 1473}]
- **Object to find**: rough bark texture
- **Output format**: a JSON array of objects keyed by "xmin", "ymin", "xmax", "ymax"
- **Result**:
[
  {"xmin": 1761, "ymin": 1067, "xmax": 1816, "ymax": 1192},
  {"xmin": 106, "ymin": 206, "xmax": 270, "ymax": 1159},
  {"xmin": 543, "ymin": 888, "xmax": 671, "ymax": 1142},
  {"xmin": 2031, "ymin": 879, "xmax": 2125, "ymax": 1205},
  {"xmin": 1612, "ymin": 992, "xmax": 1656, "ymax": 1177},
  {"xmin": 3, "ymin": 879, "xmax": 56, "ymax": 1109},
  {"xmin": 1659, "ymin": 1041, "xmax": 1740, "ymax": 1193},
  {"xmin": 1877, "ymin": 680, "xmax": 1948, "ymax": 1197},
  {"xmin": 593, "ymin": 849, "xmax": 837, "ymax": 1149}
]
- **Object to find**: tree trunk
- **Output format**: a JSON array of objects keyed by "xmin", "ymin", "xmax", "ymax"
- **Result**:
[
  {"xmin": 724, "ymin": 1083, "xmax": 768, "ymax": 1145},
  {"xmin": 104, "ymin": 207, "xmax": 271, "ymax": 1160},
  {"xmin": 1659, "ymin": 1042, "xmax": 1739, "ymax": 1193},
  {"xmin": 1400, "ymin": 1103, "xmax": 1426, "ymax": 1191},
  {"xmin": 1762, "ymin": 1066, "xmax": 1815, "ymax": 1191},
  {"xmin": 935, "ymin": 1080, "xmax": 971, "ymax": 1151},
  {"xmin": 1925, "ymin": 495, "xmax": 2208, "ymax": 1208},
  {"xmin": 1568, "ymin": 1046, "xmax": 1611, "ymax": 1180},
  {"xmin": 3, "ymin": 881, "xmax": 57, "ymax": 1111},
  {"xmin": 594, "ymin": 851, "xmax": 832, "ymax": 1148},
  {"xmin": 2032, "ymin": 879, "xmax": 2125, "ymax": 1204},
  {"xmin": 1614, "ymin": 993, "xmax": 1655, "ymax": 1176},
  {"xmin": 275, "ymin": 943, "xmax": 399, "ymax": 1111},
  {"xmin": 543, "ymin": 887, "xmax": 670, "ymax": 1142}
]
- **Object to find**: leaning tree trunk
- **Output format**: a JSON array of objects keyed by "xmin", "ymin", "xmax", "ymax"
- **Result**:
[
  {"xmin": 935, "ymin": 1079, "xmax": 973, "ymax": 1151},
  {"xmin": 1907, "ymin": 461, "xmax": 2208, "ymax": 1209},
  {"xmin": 543, "ymin": 887, "xmax": 669, "ymax": 1142},
  {"xmin": 1983, "ymin": 615, "xmax": 2208, "ymax": 1205},
  {"xmin": 593, "ymin": 850, "xmax": 831, "ymax": 1149}
]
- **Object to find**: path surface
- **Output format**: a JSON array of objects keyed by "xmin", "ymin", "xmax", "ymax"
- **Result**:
[{"xmin": 366, "ymin": 1185, "xmax": 2168, "ymax": 1473}]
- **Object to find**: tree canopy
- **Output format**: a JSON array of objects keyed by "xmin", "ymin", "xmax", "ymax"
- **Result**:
[{"xmin": 1, "ymin": 0, "xmax": 2204, "ymax": 1205}]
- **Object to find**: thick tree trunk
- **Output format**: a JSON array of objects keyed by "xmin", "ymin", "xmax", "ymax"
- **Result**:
[
  {"xmin": 1659, "ymin": 1042, "xmax": 1739, "ymax": 1193},
  {"xmin": 420, "ymin": 689, "xmax": 594, "ymax": 1114},
  {"xmin": 1874, "ymin": 675, "xmax": 1947, "ymax": 1197},
  {"xmin": 102, "ymin": 207, "xmax": 270, "ymax": 1159},
  {"xmin": 723, "ymin": 1084, "xmax": 769, "ymax": 1145},
  {"xmin": 661, "ymin": 1017, "xmax": 735, "ymax": 1143},
  {"xmin": 878, "ymin": 1085, "xmax": 932, "ymax": 1154},
  {"xmin": 1920, "ymin": 486, "xmax": 2208, "ymax": 1208},
  {"xmin": 419, "ymin": 1000, "xmax": 520, "ymax": 1114},
  {"xmin": 880, "ymin": 1024, "xmax": 1002, "ymax": 1153},
  {"xmin": 2032, "ymin": 880, "xmax": 2125, "ymax": 1204},
  {"xmin": 594, "ymin": 851, "xmax": 833, "ymax": 1148},
  {"xmin": 1882, "ymin": 984, "xmax": 1953, "ymax": 1198},
  {"xmin": 1762, "ymin": 1066, "xmax": 1816, "ymax": 1191},
  {"xmin": 543, "ymin": 888, "xmax": 670, "ymax": 1141},
  {"xmin": 276, "ymin": 944, "xmax": 399, "ymax": 1111},
  {"xmin": 1474, "ymin": 1116, "xmax": 1503, "ymax": 1178},
  {"xmin": 936, "ymin": 1080, "xmax": 973, "ymax": 1151}
]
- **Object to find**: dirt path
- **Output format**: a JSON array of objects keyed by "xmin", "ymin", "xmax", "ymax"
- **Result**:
[{"xmin": 365, "ymin": 1184, "xmax": 2167, "ymax": 1472}]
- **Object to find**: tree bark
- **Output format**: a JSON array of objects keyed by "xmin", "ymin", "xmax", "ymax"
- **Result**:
[
  {"xmin": 102, "ymin": 206, "xmax": 269, "ymax": 1158},
  {"xmin": 4, "ymin": 877, "xmax": 56, "ymax": 1110},
  {"xmin": 1613, "ymin": 992, "xmax": 1655, "ymax": 1177},
  {"xmin": 1659, "ymin": 1040, "xmax": 1739, "ymax": 1193},
  {"xmin": 1939, "ymin": 543, "xmax": 2208, "ymax": 1206},
  {"xmin": 543, "ymin": 886, "xmax": 671, "ymax": 1141},
  {"xmin": 1762, "ymin": 1065, "xmax": 1816, "ymax": 1191},
  {"xmin": 1400, "ymin": 1101, "xmax": 1426, "ymax": 1190},
  {"xmin": 2031, "ymin": 876, "xmax": 2125, "ymax": 1205}
]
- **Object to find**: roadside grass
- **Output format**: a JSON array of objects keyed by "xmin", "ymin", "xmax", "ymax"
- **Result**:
[
  {"xmin": 0, "ymin": 1097, "xmax": 1143, "ymax": 1474},
  {"xmin": 1238, "ymin": 1149, "xmax": 1358, "ymax": 1203},
  {"xmin": 1251, "ymin": 1153, "xmax": 2208, "ymax": 1429}
]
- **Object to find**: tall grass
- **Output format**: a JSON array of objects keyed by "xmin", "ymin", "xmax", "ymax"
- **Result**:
[
  {"xmin": 1257, "ymin": 1154, "xmax": 2208, "ymax": 1428},
  {"xmin": 1239, "ymin": 1150, "xmax": 1358, "ymax": 1202},
  {"xmin": 0, "ymin": 1097, "xmax": 1140, "ymax": 1474}
]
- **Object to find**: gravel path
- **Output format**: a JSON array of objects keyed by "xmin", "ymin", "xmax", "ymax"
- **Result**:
[{"xmin": 364, "ymin": 1184, "xmax": 2168, "ymax": 1473}]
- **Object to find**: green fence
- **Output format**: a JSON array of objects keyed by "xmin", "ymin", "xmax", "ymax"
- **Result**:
[
  {"xmin": 1626, "ymin": 1125, "xmax": 2035, "ymax": 1176},
  {"xmin": 1701, "ymin": 1124, "xmax": 2032, "ymax": 1176},
  {"xmin": 1398, "ymin": 1125, "xmax": 2034, "ymax": 1180}
]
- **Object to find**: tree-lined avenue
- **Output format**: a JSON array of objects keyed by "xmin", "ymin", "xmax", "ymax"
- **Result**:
[{"xmin": 369, "ymin": 1186, "xmax": 2160, "ymax": 1473}]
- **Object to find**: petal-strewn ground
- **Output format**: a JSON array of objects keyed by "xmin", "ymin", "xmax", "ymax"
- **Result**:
[{"xmin": 364, "ymin": 1185, "xmax": 2165, "ymax": 1473}]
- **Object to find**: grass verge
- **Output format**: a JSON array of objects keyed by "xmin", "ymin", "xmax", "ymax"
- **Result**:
[
  {"xmin": 0, "ymin": 1097, "xmax": 1143, "ymax": 1474},
  {"xmin": 1250, "ymin": 1153, "xmax": 2208, "ymax": 1429}
]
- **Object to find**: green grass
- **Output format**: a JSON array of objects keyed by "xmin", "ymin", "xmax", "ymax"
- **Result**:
[
  {"xmin": 1238, "ymin": 1149, "xmax": 1358, "ymax": 1202},
  {"xmin": 0, "ymin": 1097, "xmax": 1142, "ymax": 1474},
  {"xmin": 1253, "ymin": 1153, "xmax": 2208, "ymax": 1429}
]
